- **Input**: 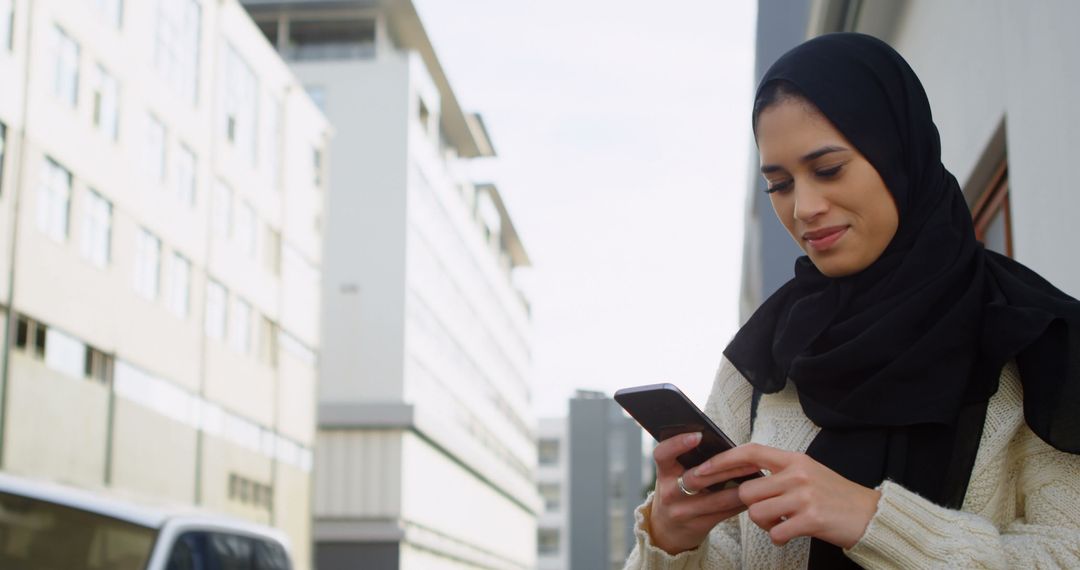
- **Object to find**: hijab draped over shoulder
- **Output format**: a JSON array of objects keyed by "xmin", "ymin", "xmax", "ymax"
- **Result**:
[{"xmin": 723, "ymin": 32, "xmax": 1080, "ymax": 568}]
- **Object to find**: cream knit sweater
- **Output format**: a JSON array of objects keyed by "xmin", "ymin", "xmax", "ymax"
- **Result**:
[{"xmin": 624, "ymin": 359, "xmax": 1080, "ymax": 569}]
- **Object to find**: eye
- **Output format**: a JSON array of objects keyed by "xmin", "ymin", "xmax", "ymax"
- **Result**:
[
  {"xmin": 815, "ymin": 164, "xmax": 843, "ymax": 178},
  {"xmin": 764, "ymin": 179, "xmax": 792, "ymax": 194}
]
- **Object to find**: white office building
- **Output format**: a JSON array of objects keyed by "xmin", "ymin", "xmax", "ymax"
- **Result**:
[
  {"xmin": 0, "ymin": 0, "xmax": 330, "ymax": 566},
  {"xmin": 242, "ymin": 1, "xmax": 540, "ymax": 568}
]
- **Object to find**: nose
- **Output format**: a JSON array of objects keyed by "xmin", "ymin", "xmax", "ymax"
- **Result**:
[{"xmin": 793, "ymin": 180, "xmax": 828, "ymax": 223}]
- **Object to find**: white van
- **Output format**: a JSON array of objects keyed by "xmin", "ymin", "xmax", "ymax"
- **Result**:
[{"xmin": 0, "ymin": 471, "xmax": 294, "ymax": 569}]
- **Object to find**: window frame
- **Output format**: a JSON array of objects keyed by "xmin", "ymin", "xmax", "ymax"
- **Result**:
[{"xmin": 971, "ymin": 162, "xmax": 1012, "ymax": 258}]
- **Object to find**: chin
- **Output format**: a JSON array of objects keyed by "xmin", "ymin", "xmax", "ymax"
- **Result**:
[{"xmin": 808, "ymin": 256, "xmax": 859, "ymax": 278}]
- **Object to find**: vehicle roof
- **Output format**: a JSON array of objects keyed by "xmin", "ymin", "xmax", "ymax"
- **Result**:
[{"xmin": 0, "ymin": 472, "xmax": 289, "ymax": 543}]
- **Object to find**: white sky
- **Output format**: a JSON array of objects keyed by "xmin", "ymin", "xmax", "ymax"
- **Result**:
[{"xmin": 413, "ymin": 0, "xmax": 760, "ymax": 418}]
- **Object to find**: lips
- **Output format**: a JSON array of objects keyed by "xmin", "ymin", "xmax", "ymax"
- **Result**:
[{"xmin": 802, "ymin": 226, "xmax": 848, "ymax": 251}]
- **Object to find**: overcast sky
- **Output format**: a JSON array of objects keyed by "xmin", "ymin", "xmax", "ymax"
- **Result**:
[{"xmin": 413, "ymin": 0, "xmax": 759, "ymax": 417}]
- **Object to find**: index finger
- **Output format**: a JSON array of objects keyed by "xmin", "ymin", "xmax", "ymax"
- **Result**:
[
  {"xmin": 652, "ymin": 432, "xmax": 702, "ymax": 475},
  {"xmin": 694, "ymin": 443, "xmax": 791, "ymax": 477}
]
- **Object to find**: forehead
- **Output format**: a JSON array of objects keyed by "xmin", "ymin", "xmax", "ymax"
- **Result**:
[{"xmin": 756, "ymin": 99, "xmax": 848, "ymax": 163}]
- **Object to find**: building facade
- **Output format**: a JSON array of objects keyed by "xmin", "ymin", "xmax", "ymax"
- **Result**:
[
  {"xmin": 241, "ymin": 1, "xmax": 539, "ymax": 568},
  {"xmin": 536, "ymin": 417, "xmax": 570, "ymax": 570},
  {"xmin": 566, "ymin": 392, "xmax": 647, "ymax": 570},
  {"xmin": 742, "ymin": 0, "xmax": 1080, "ymax": 319},
  {"xmin": 0, "ymin": 0, "xmax": 329, "ymax": 566}
]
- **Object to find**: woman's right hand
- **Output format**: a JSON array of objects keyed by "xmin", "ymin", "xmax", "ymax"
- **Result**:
[{"xmin": 648, "ymin": 432, "xmax": 758, "ymax": 555}]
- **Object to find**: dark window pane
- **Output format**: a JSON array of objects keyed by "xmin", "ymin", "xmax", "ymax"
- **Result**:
[
  {"xmin": 208, "ymin": 532, "xmax": 255, "ymax": 570},
  {"xmin": 254, "ymin": 539, "xmax": 290, "ymax": 570},
  {"xmin": 0, "ymin": 490, "xmax": 156, "ymax": 569},
  {"xmin": 14, "ymin": 316, "xmax": 28, "ymax": 348}
]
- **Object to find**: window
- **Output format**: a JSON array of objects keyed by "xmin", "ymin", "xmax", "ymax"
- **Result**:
[
  {"xmin": 1, "ymin": 0, "xmax": 12, "ymax": 52},
  {"xmin": 166, "ymin": 252, "xmax": 190, "ymax": 318},
  {"xmin": 286, "ymin": 18, "xmax": 376, "ymax": 61},
  {"xmin": 232, "ymin": 298, "xmax": 252, "ymax": 353},
  {"xmin": 538, "ymin": 482, "xmax": 560, "ymax": 512},
  {"xmin": 80, "ymin": 189, "xmax": 111, "ymax": 268},
  {"xmin": 143, "ymin": 113, "xmax": 166, "ymax": 181},
  {"xmin": 211, "ymin": 179, "xmax": 232, "ymax": 237},
  {"xmin": 221, "ymin": 43, "xmax": 257, "ymax": 165},
  {"xmin": 84, "ymin": 346, "xmax": 113, "ymax": 384},
  {"xmin": 14, "ymin": 315, "xmax": 48, "ymax": 360},
  {"xmin": 235, "ymin": 201, "xmax": 256, "ymax": 257},
  {"xmin": 51, "ymin": 25, "xmax": 80, "ymax": 107},
  {"xmin": 90, "ymin": 0, "xmax": 123, "ymax": 29},
  {"xmin": 0, "ymin": 490, "xmax": 158, "ymax": 570},
  {"xmin": 205, "ymin": 279, "xmax": 227, "ymax": 339},
  {"xmin": 90, "ymin": 64, "xmax": 119, "ymax": 140},
  {"xmin": 538, "ymin": 528, "xmax": 560, "ymax": 555},
  {"xmin": 133, "ymin": 228, "xmax": 161, "ymax": 300},
  {"xmin": 538, "ymin": 438, "xmax": 559, "ymax": 466},
  {"xmin": 174, "ymin": 143, "xmax": 196, "ymax": 206},
  {"xmin": 155, "ymin": 0, "xmax": 200, "ymax": 105},
  {"xmin": 972, "ymin": 162, "xmax": 1012, "ymax": 258},
  {"xmin": 36, "ymin": 158, "xmax": 71, "ymax": 242},
  {"xmin": 166, "ymin": 532, "xmax": 288, "ymax": 570}
]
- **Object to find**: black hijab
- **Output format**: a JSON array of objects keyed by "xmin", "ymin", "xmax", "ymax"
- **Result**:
[{"xmin": 723, "ymin": 33, "xmax": 1080, "ymax": 567}]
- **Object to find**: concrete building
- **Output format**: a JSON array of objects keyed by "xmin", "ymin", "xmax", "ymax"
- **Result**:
[
  {"xmin": 742, "ymin": 0, "xmax": 1080, "ymax": 319},
  {"xmin": 240, "ymin": 1, "xmax": 539, "ymax": 568},
  {"xmin": 0, "ymin": 0, "xmax": 329, "ymax": 566},
  {"xmin": 536, "ymin": 418, "xmax": 570, "ymax": 570},
  {"xmin": 566, "ymin": 391, "xmax": 647, "ymax": 570}
]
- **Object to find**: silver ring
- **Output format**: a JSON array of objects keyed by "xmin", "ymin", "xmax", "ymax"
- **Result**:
[{"xmin": 676, "ymin": 475, "xmax": 699, "ymax": 496}]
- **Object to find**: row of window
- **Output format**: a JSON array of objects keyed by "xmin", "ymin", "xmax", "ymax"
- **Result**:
[
  {"xmin": 45, "ymin": 6, "xmax": 304, "ymax": 188},
  {"xmin": 36, "ymin": 155, "xmax": 281, "ymax": 365},
  {"xmin": 227, "ymin": 473, "xmax": 273, "ymax": 512},
  {"xmin": 13, "ymin": 314, "xmax": 114, "ymax": 385}
]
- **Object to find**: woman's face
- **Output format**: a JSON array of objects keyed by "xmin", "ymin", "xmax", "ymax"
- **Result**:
[{"xmin": 756, "ymin": 98, "xmax": 899, "ymax": 277}]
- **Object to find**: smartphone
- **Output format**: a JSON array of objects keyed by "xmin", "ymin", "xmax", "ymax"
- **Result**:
[{"xmin": 614, "ymin": 383, "xmax": 765, "ymax": 492}]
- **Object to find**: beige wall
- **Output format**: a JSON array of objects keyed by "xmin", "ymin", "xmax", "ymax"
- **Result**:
[{"xmin": 4, "ymin": 355, "xmax": 108, "ymax": 487}]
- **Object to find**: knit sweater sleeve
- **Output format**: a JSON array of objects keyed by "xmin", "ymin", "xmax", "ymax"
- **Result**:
[
  {"xmin": 623, "ymin": 358, "xmax": 753, "ymax": 570},
  {"xmin": 845, "ymin": 381, "xmax": 1080, "ymax": 568}
]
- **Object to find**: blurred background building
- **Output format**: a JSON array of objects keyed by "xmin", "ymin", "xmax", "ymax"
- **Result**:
[
  {"xmin": 536, "ymin": 417, "xmax": 569, "ymax": 570},
  {"xmin": 534, "ymin": 391, "xmax": 648, "ymax": 570},
  {"xmin": 241, "ymin": 1, "xmax": 540, "ymax": 568},
  {"xmin": 742, "ymin": 0, "xmax": 1080, "ymax": 319},
  {"xmin": 0, "ymin": 0, "xmax": 328, "ymax": 566}
]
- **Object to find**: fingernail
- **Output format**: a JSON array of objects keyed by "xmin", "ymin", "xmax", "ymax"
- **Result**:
[
  {"xmin": 694, "ymin": 464, "xmax": 711, "ymax": 477},
  {"xmin": 685, "ymin": 432, "xmax": 702, "ymax": 445}
]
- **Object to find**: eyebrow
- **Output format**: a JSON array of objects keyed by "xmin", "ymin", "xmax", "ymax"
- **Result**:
[{"xmin": 760, "ymin": 145, "xmax": 849, "ymax": 174}]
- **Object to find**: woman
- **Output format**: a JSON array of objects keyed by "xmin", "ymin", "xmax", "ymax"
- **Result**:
[{"xmin": 624, "ymin": 33, "xmax": 1080, "ymax": 568}]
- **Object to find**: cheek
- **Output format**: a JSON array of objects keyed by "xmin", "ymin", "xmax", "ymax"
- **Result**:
[{"xmin": 769, "ymin": 194, "xmax": 798, "ymax": 236}]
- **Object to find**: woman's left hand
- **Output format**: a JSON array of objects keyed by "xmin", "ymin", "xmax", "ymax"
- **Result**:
[{"xmin": 681, "ymin": 443, "xmax": 881, "ymax": 549}]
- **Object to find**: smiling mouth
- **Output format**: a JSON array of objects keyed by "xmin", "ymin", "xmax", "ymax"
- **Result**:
[{"xmin": 802, "ymin": 226, "xmax": 848, "ymax": 251}]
